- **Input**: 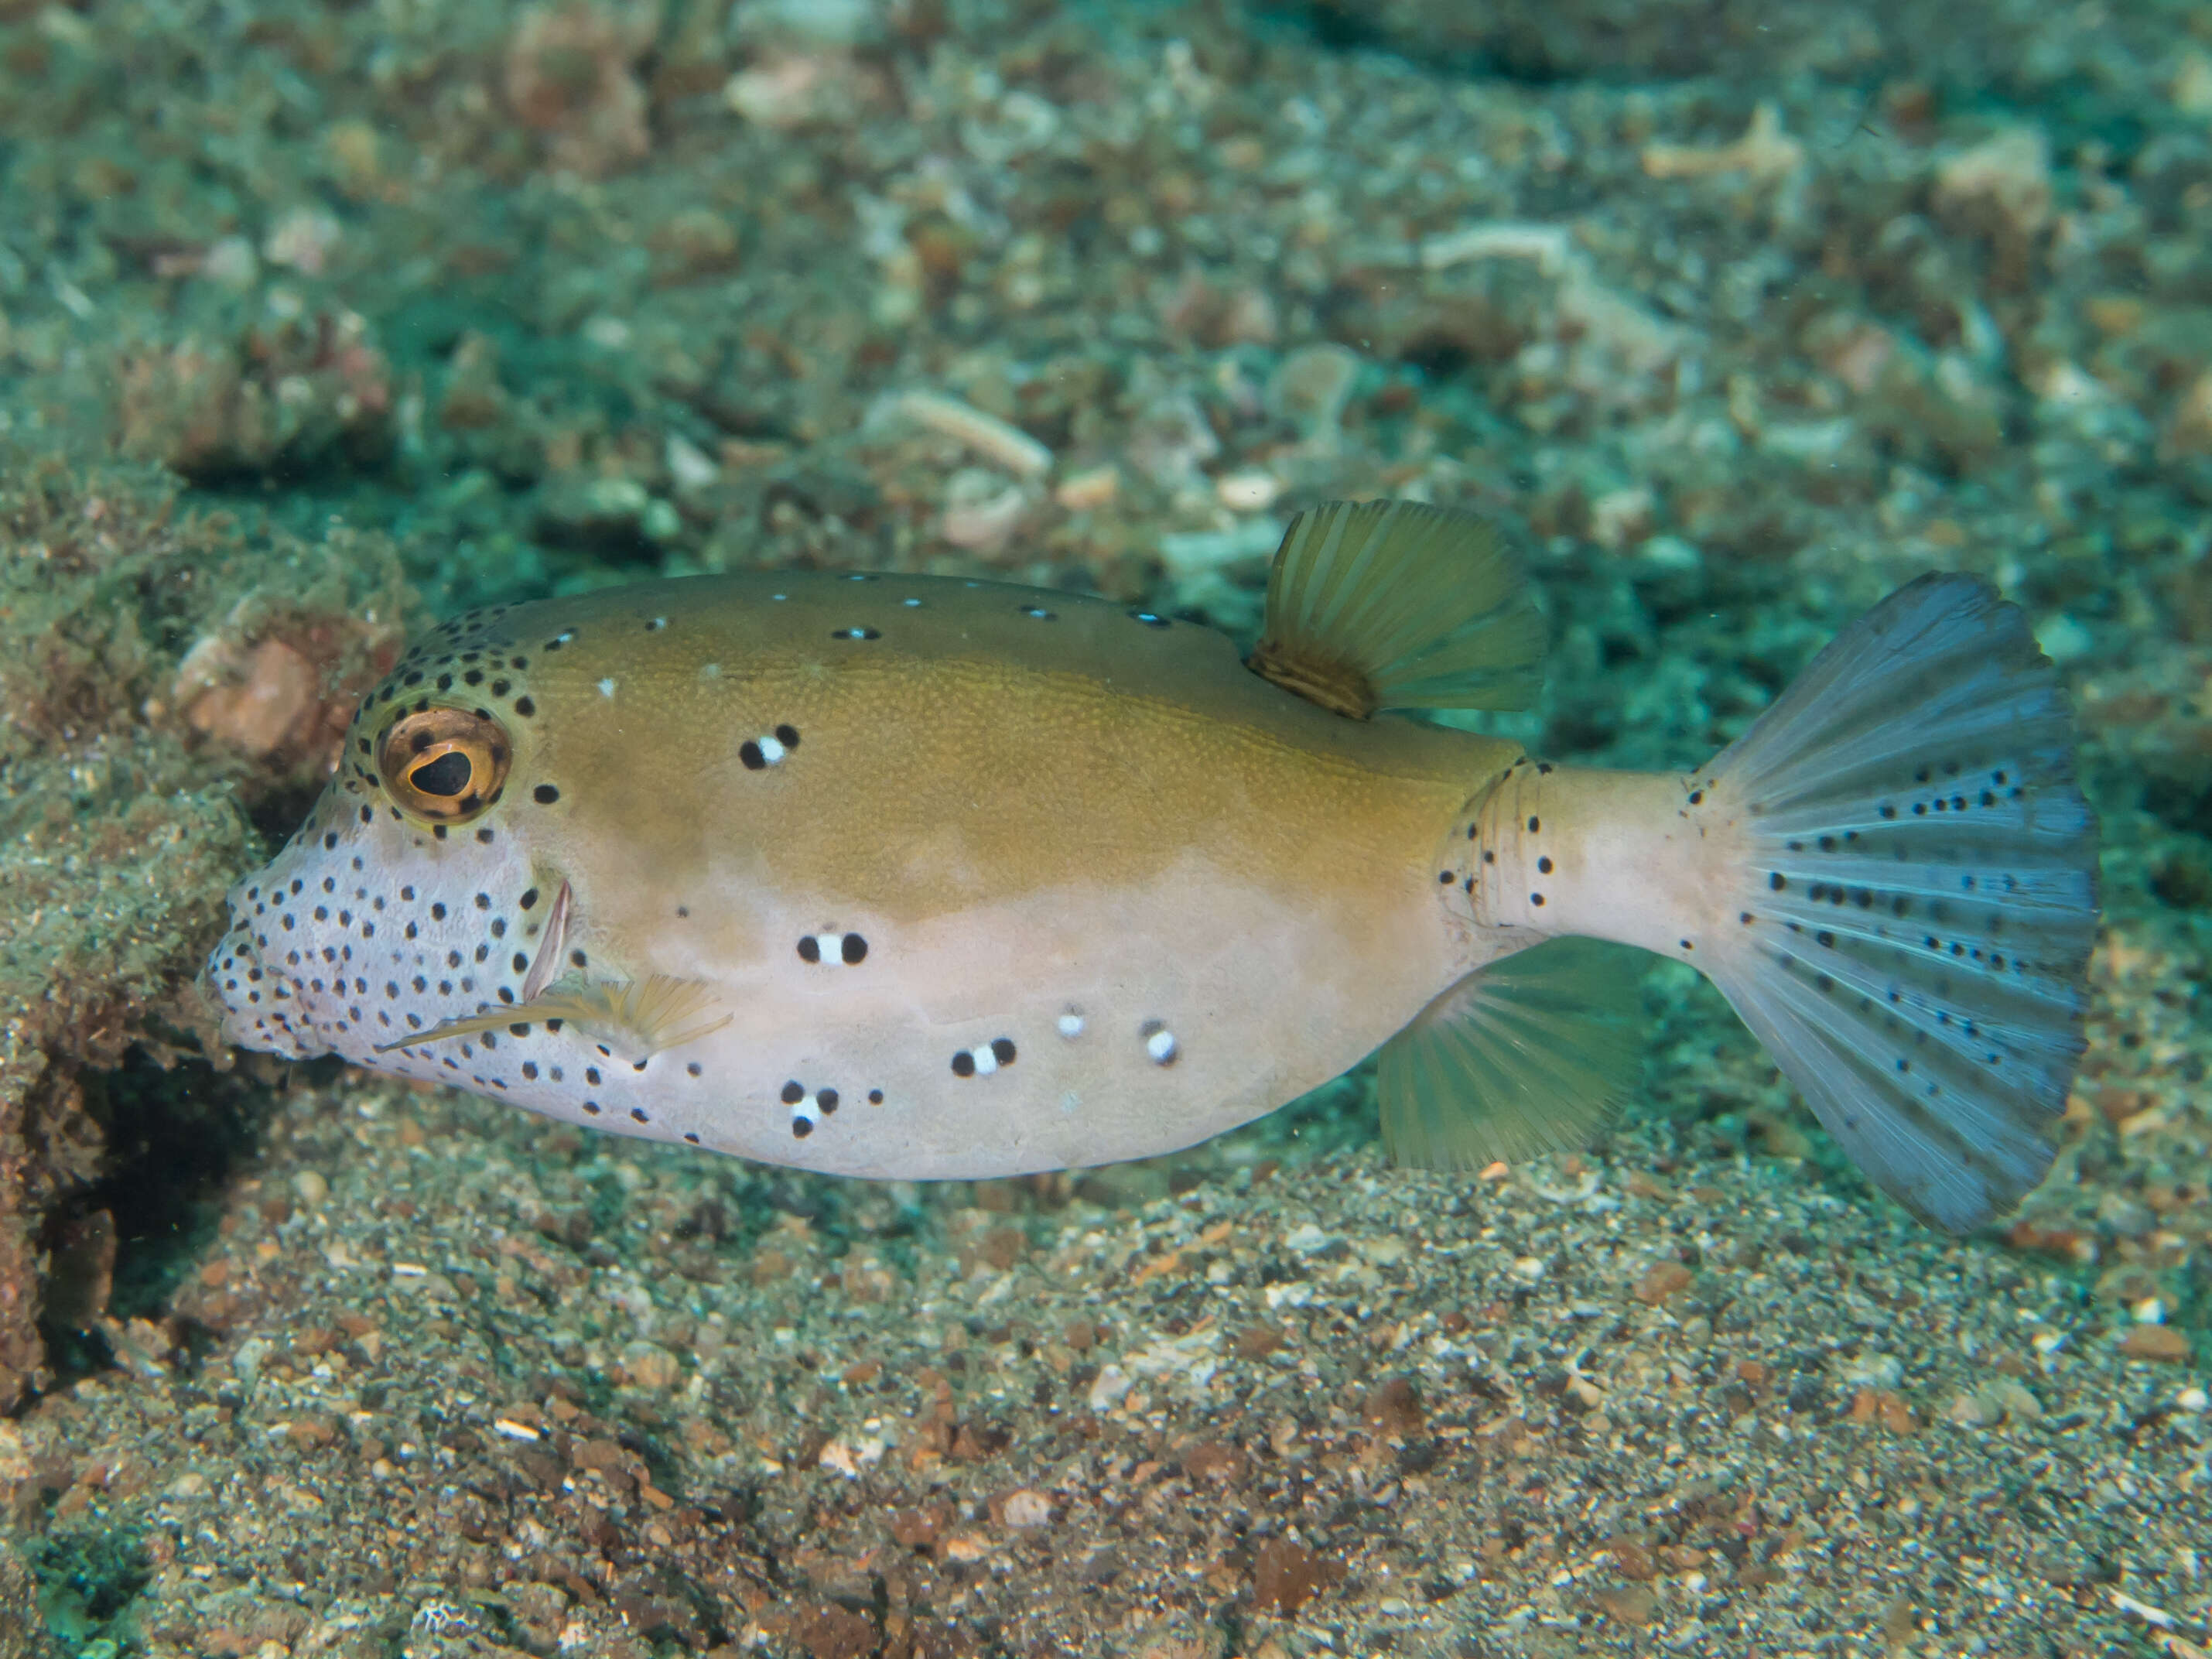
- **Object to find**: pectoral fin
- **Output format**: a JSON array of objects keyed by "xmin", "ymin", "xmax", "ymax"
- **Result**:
[{"xmin": 376, "ymin": 974, "xmax": 730, "ymax": 1063}]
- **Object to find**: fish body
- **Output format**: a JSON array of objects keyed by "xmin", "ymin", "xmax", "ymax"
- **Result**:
[
  {"xmin": 209, "ymin": 568, "xmax": 1513, "ymax": 1176},
  {"xmin": 207, "ymin": 502, "xmax": 2099, "ymax": 1230}
]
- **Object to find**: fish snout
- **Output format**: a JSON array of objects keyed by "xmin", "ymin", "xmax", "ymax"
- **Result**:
[{"xmin": 203, "ymin": 891, "xmax": 326, "ymax": 1061}]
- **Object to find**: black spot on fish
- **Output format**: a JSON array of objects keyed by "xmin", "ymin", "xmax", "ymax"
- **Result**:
[{"xmin": 534, "ymin": 784, "xmax": 559, "ymax": 804}]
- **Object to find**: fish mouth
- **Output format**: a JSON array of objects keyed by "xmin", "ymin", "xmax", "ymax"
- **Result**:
[{"xmin": 201, "ymin": 902, "xmax": 327, "ymax": 1062}]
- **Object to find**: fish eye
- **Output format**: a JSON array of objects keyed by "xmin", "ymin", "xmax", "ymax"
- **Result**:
[{"xmin": 376, "ymin": 706, "xmax": 512, "ymax": 825}]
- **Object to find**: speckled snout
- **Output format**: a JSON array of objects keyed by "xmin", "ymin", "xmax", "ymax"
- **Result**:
[
  {"xmin": 203, "ymin": 850, "xmax": 340, "ymax": 1062},
  {"xmin": 201, "ymin": 754, "xmax": 549, "ymax": 1075}
]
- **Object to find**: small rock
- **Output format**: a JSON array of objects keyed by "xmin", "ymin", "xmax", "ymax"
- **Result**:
[
  {"xmin": 1250, "ymin": 1537, "xmax": 1328, "ymax": 1614},
  {"xmin": 1607, "ymin": 1538, "xmax": 1657, "ymax": 1581},
  {"xmin": 504, "ymin": 0, "xmax": 657, "ymax": 178},
  {"xmin": 1594, "ymin": 1583, "xmax": 1658, "ymax": 1627},
  {"xmin": 176, "ymin": 638, "xmax": 318, "ymax": 759},
  {"xmin": 1984, "ymin": 1378, "xmax": 2043, "ymax": 1421},
  {"xmin": 1180, "ymin": 1441, "xmax": 1246, "ymax": 1483},
  {"xmin": 1933, "ymin": 127, "xmax": 2053, "ymax": 242},
  {"xmin": 1633, "ymin": 1260, "xmax": 1693, "ymax": 1304},
  {"xmin": 1054, "ymin": 464, "xmax": 1120, "ymax": 511},
  {"xmin": 1940, "ymin": 1390, "xmax": 1992, "ymax": 1428},
  {"xmin": 1362, "ymin": 1377, "xmax": 1424, "ymax": 1436},
  {"xmin": 620, "ymin": 1342, "xmax": 679, "ymax": 1390},
  {"xmin": 1086, "ymin": 1364, "xmax": 1131, "ymax": 1412},
  {"xmin": 2119, "ymin": 1325, "xmax": 2190, "ymax": 1363},
  {"xmin": 791, "ymin": 1603, "xmax": 877, "ymax": 1659},
  {"xmin": 1232, "ymin": 1325, "xmax": 1283, "ymax": 1360},
  {"xmin": 999, "ymin": 1488, "xmax": 1051, "ymax": 1530},
  {"xmin": 1848, "ymin": 1387, "xmax": 1918, "ymax": 1433},
  {"xmin": 1267, "ymin": 344, "xmax": 1362, "ymax": 439}
]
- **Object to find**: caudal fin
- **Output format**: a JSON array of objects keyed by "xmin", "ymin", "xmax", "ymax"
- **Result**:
[{"xmin": 1699, "ymin": 573, "xmax": 2098, "ymax": 1231}]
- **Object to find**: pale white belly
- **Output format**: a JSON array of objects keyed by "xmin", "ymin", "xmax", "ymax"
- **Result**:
[{"xmin": 460, "ymin": 852, "xmax": 1446, "ymax": 1178}]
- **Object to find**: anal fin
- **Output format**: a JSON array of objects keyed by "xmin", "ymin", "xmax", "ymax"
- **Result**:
[{"xmin": 1376, "ymin": 936, "xmax": 1648, "ymax": 1171}]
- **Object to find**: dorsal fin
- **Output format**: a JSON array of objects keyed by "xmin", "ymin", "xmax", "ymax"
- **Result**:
[{"xmin": 1245, "ymin": 499, "xmax": 1544, "ymax": 719}]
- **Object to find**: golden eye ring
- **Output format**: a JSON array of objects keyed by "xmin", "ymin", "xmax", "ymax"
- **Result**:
[{"xmin": 376, "ymin": 707, "xmax": 512, "ymax": 824}]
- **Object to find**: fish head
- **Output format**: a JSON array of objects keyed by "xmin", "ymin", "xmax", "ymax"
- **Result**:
[{"xmin": 203, "ymin": 604, "xmax": 562, "ymax": 1069}]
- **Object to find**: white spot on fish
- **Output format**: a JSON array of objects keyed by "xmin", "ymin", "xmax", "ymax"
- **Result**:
[
  {"xmin": 1058, "ymin": 1011, "xmax": 1085, "ymax": 1038},
  {"xmin": 700, "ymin": 662, "xmax": 720, "ymax": 679},
  {"xmin": 1145, "ymin": 1026, "xmax": 1178, "ymax": 1065},
  {"xmin": 598, "ymin": 678, "xmax": 617, "ymax": 699},
  {"xmin": 972, "ymin": 1045, "xmax": 1000, "ymax": 1076},
  {"xmin": 758, "ymin": 735, "xmax": 787, "ymax": 765},
  {"xmin": 903, "ymin": 597, "xmax": 923, "ymax": 607}
]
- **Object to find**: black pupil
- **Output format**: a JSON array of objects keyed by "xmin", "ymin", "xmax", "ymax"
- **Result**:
[{"xmin": 409, "ymin": 751, "xmax": 474, "ymax": 797}]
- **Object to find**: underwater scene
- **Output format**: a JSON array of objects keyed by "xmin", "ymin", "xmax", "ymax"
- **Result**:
[{"xmin": 0, "ymin": 0, "xmax": 2207, "ymax": 1653}]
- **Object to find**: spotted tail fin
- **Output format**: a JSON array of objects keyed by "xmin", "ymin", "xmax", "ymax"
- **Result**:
[{"xmin": 1700, "ymin": 573, "xmax": 2099, "ymax": 1231}]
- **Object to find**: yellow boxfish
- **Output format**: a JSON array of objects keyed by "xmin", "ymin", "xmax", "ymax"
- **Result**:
[{"xmin": 203, "ymin": 501, "xmax": 2098, "ymax": 1231}]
